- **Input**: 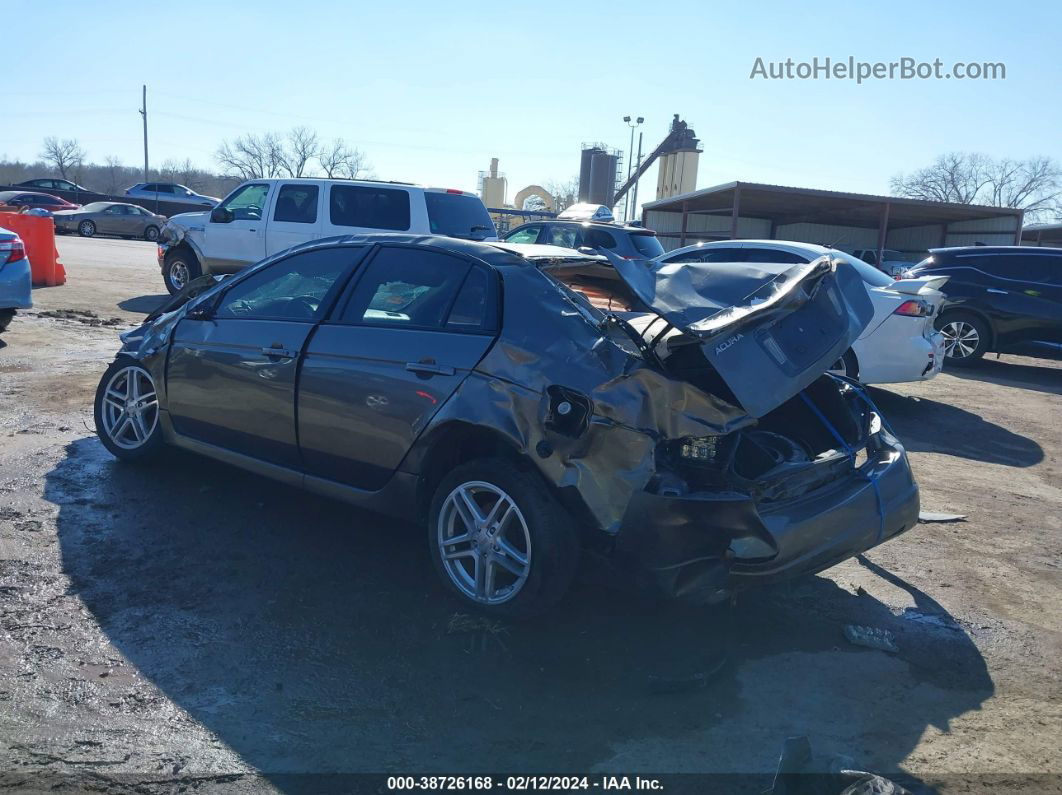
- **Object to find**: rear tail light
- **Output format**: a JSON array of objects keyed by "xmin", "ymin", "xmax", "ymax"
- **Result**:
[
  {"xmin": 445, "ymin": 188, "xmax": 465, "ymax": 195},
  {"xmin": 0, "ymin": 238, "xmax": 26, "ymax": 263},
  {"xmin": 894, "ymin": 299, "xmax": 930, "ymax": 317}
]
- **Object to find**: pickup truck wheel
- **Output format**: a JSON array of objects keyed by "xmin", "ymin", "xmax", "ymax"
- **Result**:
[
  {"xmin": 164, "ymin": 251, "xmax": 201, "ymax": 295},
  {"xmin": 429, "ymin": 457, "xmax": 580, "ymax": 620},
  {"xmin": 937, "ymin": 312, "xmax": 989, "ymax": 366}
]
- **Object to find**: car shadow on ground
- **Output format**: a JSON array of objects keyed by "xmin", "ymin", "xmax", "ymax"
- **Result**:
[
  {"xmin": 117, "ymin": 295, "xmax": 170, "ymax": 315},
  {"xmin": 869, "ymin": 387, "xmax": 1043, "ymax": 467},
  {"xmin": 48, "ymin": 438, "xmax": 993, "ymax": 793},
  {"xmin": 942, "ymin": 353, "xmax": 1062, "ymax": 398}
]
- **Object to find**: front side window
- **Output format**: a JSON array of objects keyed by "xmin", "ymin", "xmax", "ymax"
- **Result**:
[
  {"xmin": 339, "ymin": 247, "xmax": 471, "ymax": 327},
  {"xmin": 330, "ymin": 185, "xmax": 410, "ymax": 230},
  {"xmin": 219, "ymin": 183, "xmax": 270, "ymax": 221},
  {"xmin": 156, "ymin": 184, "xmax": 175, "ymax": 194},
  {"xmin": 104, "ymin": 205, "xmax": 124, "ymax": 215},
  {"xmin": 274, "ymin": 184, "xmax": 319, "ymax": 224},
  {"xmin": 504, "ymin": 225, "xmax": 543, "ymax": 245},
  {"xmin": 214, "ymin": 247, "xmax": 354, "ymax": 321},
  {"xmin": 548, "ymin": 225, "xmax": 582, "ymax": 249}
]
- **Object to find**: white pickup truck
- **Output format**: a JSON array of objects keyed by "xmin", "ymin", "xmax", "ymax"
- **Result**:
[{"xmin": 156, "ymin": 178, "xmax": 497, "ymax": 294}]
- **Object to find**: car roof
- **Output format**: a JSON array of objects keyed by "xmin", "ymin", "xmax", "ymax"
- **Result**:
[
  {"xmin": 929, "ymin": 245, "xmax": 1062, "ymax": 255},
  {"xmin": 511, "ymin": 218, "xmax": 652, "ymax": 233},
  {"xmin": 663, "ymin": 239, "xmax": 831, "ymax": 258},
  {"xmin": 281, "ymin": 233, "xmax": 530, "ymax": 267}
]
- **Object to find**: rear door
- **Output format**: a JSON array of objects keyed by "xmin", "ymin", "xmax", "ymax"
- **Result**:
[
  {"xmin": 298, "ymin": 244, "xmax": 497, "ymax": 489},
  {"xmin": 166, "ymin": 246, "xmax": 358, "ymax": 467},
  {"xmin": 266, "ymin": 182, "xmax": 322, "ymax": 256}
]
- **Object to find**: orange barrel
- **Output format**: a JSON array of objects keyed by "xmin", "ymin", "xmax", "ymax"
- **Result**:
[{"xmin": 0, "ymin": 212, "xmax": 66, "ymax": 286}]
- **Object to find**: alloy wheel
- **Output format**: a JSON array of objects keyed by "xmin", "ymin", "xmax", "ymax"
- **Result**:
[
  {"xmin": 99, "ymin": 366, "xmax": 159, "ymax": 450},
  {"xmin": 940, "ymin": 321, "xmax": 980, "ymax": 359},
  {"xmin": 79, "ymin": 221, "xmax": 95, "ymax": 237},
  {"xmin": 437, "ymin": 481, "xmax": 532, "ymax": 605}
]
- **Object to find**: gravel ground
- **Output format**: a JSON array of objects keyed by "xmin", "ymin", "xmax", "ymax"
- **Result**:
[{"xmin": 1, "ymin": 236, "xmax": 1060, "ymax": 793}]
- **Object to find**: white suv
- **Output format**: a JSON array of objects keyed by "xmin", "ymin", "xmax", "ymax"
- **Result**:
[{"xmin": 157, "ymin": 178, "xmax": 497, "ymax": 294}]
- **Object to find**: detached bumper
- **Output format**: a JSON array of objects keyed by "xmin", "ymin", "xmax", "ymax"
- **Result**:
[
  {"xmin": 0, "ymin": 258, "xmax": 33, "ymax": 309},
  {"xmin": 614, "ymin": 432, "xmax": 919, "ymax": 603}
]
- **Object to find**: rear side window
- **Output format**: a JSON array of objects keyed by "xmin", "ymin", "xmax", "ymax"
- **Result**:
[
  {"xmin": 339, "ymin": 247, "xmax": 471, "ymax": 327},
  {"xmin": 274, "ymin": 184, "xmax": 319, "ymax": 224},
  {"xmin": 424, "ymin": 192, "xmax": 496, "ymax": 240},
  {"xmin": 446, "ymin": 266, "xmax": 497, "ymax": 331},
  {"xmin": 585, "ymin": 229, "xmax": 618, "ymax": 249},
  {"xmin": 629, "ymin": 233, "xmax": 664, "ymax": 258},
  {"xmin": 330, "ymin": 185, "xmax": 410, "ymax": 230}
]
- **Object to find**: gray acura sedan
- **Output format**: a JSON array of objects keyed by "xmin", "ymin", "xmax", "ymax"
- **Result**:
[
  {"xmin": 53, "ymin": 202, "xmax": 167, "ymax": 240},
  {"xmin": 93, "ymin": 234, "xmax": 920, "ymax": 617}
]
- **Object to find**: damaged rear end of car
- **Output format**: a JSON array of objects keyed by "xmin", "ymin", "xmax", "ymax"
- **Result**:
[{"xmin": 510, "ymin": 246, "xmax": 920, "ymax": 604}]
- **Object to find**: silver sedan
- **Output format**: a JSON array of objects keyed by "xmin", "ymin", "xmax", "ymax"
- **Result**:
[{"xmin": 53, "ymin": 202, "xmax": 168, "ymax": 241}]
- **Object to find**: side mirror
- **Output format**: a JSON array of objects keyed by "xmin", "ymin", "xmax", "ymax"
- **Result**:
[
  {"xmin": 210, "ymin": 207, "xmax": 233, "ymax": 224},
  {"xmin": 185, "ymin": 303, "xmax": 214, "ymax": 321}
]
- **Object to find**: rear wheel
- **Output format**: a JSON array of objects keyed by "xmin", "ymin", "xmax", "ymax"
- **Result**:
[
  {"xmin": 78, "ymin": 220, "xmax": 96, "ymax": 237},
  {"xmin": 828, "ymin": 349, "xmax": 859, "ymax": 380},
  {"xmin": 0, "ymin": 308, "xmax": 15, "ymax": 334},
  {"xmin": 144, "ymin": 225, "xmax": 160, "ymax": 242},
  {"xmin": 937, "ymin": 312, "xmax": 989, "ymax": 366},
  {"xmin": 163, "ymin": 249, "xmax": 202, "ymax": 295},
  {"xmin": 428, "ymin": 457, "xmax": 580, "ymax": 619}
]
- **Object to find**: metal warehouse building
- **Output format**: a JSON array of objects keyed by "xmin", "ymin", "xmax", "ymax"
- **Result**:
[{"xmin": 642, "ymin": 181, "xmax": 1024, "ymax": 254}]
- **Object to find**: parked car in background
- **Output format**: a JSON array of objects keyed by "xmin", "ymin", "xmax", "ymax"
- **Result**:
[
  {"xmin": 94, "ymin": 233, "xmax": 917, "ymax": 617},
  {"xmin": 0, "ymin": 191, "xmax": 80, "ymax": 214},
  {"xmin": 124, "ymin": 183, "xmax": 220, "ymax": 207},
  {"xmin": 0, "ymin": 226, "xmax": 32, "ymax": 333},
  {"xmin": 156, "ymin": 178, "xmax": 498, "ymax": 294},
  {"xmin": 15, "ymin": 178, "xmax": 97, "ymax": 193},
  {"xmin": 907, "ymin": 246, "xmax": 1062, "ymax": 365},
  {"xmin": 655, "ymin": 240, "xmax": 948, "ymax": 384},
  {"xmin": 852, "ymin": 248, "xmax": 918, "ymax": 278},
  {"xmin": 504, "ymin": 217, "xmax": 665, "ymax": 260},
  {"xmin": 53, "ymin": 202, "xmax": 167, "ymax": 241}
]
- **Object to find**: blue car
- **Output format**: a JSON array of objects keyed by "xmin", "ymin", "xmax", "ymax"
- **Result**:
[{"xmin": 0, "ymin": 226, "xmax": 33, "ymax": 333}]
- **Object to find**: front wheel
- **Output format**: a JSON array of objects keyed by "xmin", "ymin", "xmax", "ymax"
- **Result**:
[
  {"xmin": 428, "ymin": 458, "xmax": 580, "ymax": 619},
  {"xmin": 163, "ymin": 250, "xmax": 202, "ymax": 295},
  {"xmin": 93, "ymin": 357, "xmax": 166, "ymax": 461},
  {"xmin": 937, "ymin": 312, "xmax": 989, "ymax": 366},
  {"xmin": 78, "ymin": 220, "xmax": 96, "ymax": 237}
]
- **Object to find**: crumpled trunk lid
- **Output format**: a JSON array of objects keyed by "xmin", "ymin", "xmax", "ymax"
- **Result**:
[{"xmin": 604, "ymin": 252, "xmax": 874, "ymax": 418}]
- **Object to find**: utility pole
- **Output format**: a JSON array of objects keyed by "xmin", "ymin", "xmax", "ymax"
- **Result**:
[
  {"xmin": 622, "ymin": 116, "xmax": 643, "ymax": 222},
  {"xmin": 139, "ymin": 85, "xmax": 149, "ymax": 184},
  {"xmin": 631, "ymin": 131, "xmax": 644, "ymax": 223}
]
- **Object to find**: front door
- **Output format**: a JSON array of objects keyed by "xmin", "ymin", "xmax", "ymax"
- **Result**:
[
  {"xmin": 298, "ymin": 245, "xmax": 497, "ymax": 489},
  {"xmin": 203, "ymin": 182, "xmax": 272, "ymax": 272},
  {"xmin": 166, "ymin": 245, "xmax": 359, "ymax": 467}
]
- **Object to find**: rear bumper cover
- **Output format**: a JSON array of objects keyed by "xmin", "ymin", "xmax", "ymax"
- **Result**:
[
  {"xmin": 0, "ymin": 259, "xmax": 33, "ymax": 309},
  {"xmin": 614, "ymin": 432, "xmax": 919, "ymax": 603}
]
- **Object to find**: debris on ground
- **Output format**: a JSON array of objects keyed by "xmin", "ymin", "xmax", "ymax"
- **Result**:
[
  {"xmin": 842, "ymin": 624, "xmax": 899, "ymax": 654},
  {"xmin": 34, "ymin": 309, "xmax": 123, "ymax": 327},
  {"xmin": 647, "ymin": 652, "xmax": 727, "ymax": 694},
  {"xmin": 768, "ymin": 735, "xmax": 913, "ymax": 794},
  {"xmin": 918, "ymin": 511, "xmax": 967, "ymax": 523}
]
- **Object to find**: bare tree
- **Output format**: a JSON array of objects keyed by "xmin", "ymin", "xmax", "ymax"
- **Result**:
[
  {"xmin": 318, "ymin": 138, "xmax": 369, "ymax": 179},
  {"xmin": 282, "ymin": 127, "xmax": 321, "ymax": 178},
  {"xmin": 545, "ymin": 176, "xmax": 579, "ymax": 212},
  {"xmin": 103, "ymin": 156, "xmax": 124, "ymax": 195},
  {"xmin": 891, "ymin": 152, "xmax": 1061, "ymax": 221},
  {"xmin": 40, "ymin": 137, "xmax": 86, "ymax": 181}
]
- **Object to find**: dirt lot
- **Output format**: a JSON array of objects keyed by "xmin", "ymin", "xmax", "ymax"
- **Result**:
[{"xmin": 1, "ymin": 236, "xmax": 1060, "ymax": 793}]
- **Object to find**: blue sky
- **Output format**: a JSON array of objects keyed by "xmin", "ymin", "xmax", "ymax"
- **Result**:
[{"xmin": 6, "ymin": 0, "xmax": 1060, "ymax": 211}]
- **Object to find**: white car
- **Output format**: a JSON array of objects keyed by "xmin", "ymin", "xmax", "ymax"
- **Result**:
[
  {"xmin": 656, "ymin": 240, "xmax": 948, "ymax": 384},
  {"xmin": 156, "ymin": 178, "xmax": 498, "ymax": 294}
]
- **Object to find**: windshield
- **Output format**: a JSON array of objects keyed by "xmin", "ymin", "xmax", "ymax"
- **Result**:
[
  {"xmin": 425, "ymin": 192, "xmax": 497, "ymax": 241},
  {"xmin": 630, "ymin": 232, "xmax": 665, "ymax": 258}
]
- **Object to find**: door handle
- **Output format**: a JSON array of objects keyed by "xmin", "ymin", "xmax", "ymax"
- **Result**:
[
  {"xmin": 986, "ymin": 288, "xmax": 1008, "ymax": 294},
  {"xmin": 261, "ymin": 345, "xmax": 298, "ymax": 359},
  {"xmin": 405, "ymin": 361, "xmax": 455, "ymax": 376}
]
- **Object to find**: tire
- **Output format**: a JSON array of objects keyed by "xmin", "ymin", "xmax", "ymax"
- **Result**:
[
  {"xmin": 144, "ymin": 225, "xmax": 160, "ymax": 242},
  {"xmin": 828, "ymin": 348, "xmax": 859, "ymax": 380},
  {"xmin": 163, "ymin": 249, "xmax": 202, "ymax": 295},
  {"xmin": 93, "ymin": 356, "xmax": 166, "ymax": 462},
  {"xmin": 936, "ymin": 312, "xmax": 989, "ymax": 366},
  {"xmin": 78, "ymin": 220, "xmax": 96, "ymax": 237},
  {"xmin": 0, "ymin": 308, "xmax": 15, "ymax": 334},
  {"xmin": 428, "ymin": 457, "xmax": 580, "ymax": 620}
]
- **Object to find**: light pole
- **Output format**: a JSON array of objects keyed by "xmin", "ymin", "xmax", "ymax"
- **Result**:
[{"xmin": 623, "ymin": 115, "xmax": 643, "ymax": 221}]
